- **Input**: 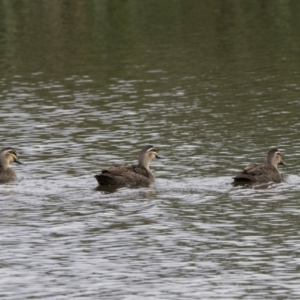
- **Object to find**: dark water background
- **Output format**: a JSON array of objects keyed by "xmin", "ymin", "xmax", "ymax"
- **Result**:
[{"xmin": 1, "ymin": 1, "xmax": 300, "ymax": 299}]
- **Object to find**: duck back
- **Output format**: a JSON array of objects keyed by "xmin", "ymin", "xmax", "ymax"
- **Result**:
[
  {"xmin": 233, "ymin": 164, "xmax": 282, "ymax": 183},
  {"xmin": 95, "ymin": 164, "xmax": 153, "ymax": 186}
]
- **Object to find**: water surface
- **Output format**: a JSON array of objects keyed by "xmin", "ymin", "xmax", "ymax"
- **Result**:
[{"xmin": 1, "ymin": 1, "xmax": 300, "ymax": 299}]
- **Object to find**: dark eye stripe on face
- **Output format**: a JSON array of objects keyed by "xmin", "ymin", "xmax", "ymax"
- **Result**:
[{"xmin": 8, "ymin": 150, "xmax": 17, "ymax": 157}]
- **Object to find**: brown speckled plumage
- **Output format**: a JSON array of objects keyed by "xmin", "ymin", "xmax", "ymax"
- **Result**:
[
  {"xmin": 95, "ymin": 145, "xmax": 160, "ymax": 187},
  {"xmin": 233, "ymin": 148, "xmax": 285, "ymax": 184}
]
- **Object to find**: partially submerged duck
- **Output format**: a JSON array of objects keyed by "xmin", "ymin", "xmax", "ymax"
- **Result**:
[
  {"xmin": 0, "ymin": 147, "xmax": 25, "ymax": 183},
  {"xmin": 95, "ymin": 145, "xmax": 161, "ymax": 187},
  {"xmin": 233, "ymin": 148, "xmax": 285, "ymax": 184}
]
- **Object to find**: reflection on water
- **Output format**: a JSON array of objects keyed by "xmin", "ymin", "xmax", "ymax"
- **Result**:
[{"xmin": 1, "ymin": 0, "xmax": 300, "ymax": 299}]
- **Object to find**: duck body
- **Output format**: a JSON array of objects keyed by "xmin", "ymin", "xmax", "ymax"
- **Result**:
[
  {"xmin": 0, "ymin": 147, "xmax": 25, "ymax": 183},
  {"xmin": 233, "ymin": 148, "xmax": 285, "ymax": 184},
  {"xmin": 0, "ymin": 167, "xmax": 17, "ymax": 183},
  {"xmin": 233, "ymin": 163, "xmax": 283, "ymax": 183},
  {"xmin": 95, "ymin": 145, "xmax": 160, "ymax": 187},
  {"xmin": 95, "ymin": 163, "xmax": 154, "ymax": 186}
]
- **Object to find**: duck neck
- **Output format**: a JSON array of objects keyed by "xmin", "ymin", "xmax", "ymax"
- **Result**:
[
  {"xmin": 0, "ymin": 157, "xmax": 9, "ymax": 171},
  {"xmin": 138, "ymin": 155, "xmax": 154, "ymax": 179},
  {"xmin": 138, "ymin": 155, "xmax": 151, "ymax": 170},
  {"xmin": 267, "ymin": 157, "xmax": 279, "ymax": 171}
]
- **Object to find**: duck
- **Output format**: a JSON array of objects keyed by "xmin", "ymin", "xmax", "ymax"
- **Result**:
[
  {"xmin": 233, "ymin": 148, "xmax": 285, "ymax": 184},
  {"xmin": 95, "ymin": 145, "xmax": 161, "ymax": 187},
  {"xmin": 0, "ymin": 147, "xmax": 25, "ymax": 183}
]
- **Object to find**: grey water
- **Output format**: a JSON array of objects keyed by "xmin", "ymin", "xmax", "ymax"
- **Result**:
[{"xmin": 1, "ymin": 1, "xmax": 300, "ymax": 299}]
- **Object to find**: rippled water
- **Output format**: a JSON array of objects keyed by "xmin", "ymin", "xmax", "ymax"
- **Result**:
[{"xmin": 1, "ymin": 1, "xmax": 300, "ymax": 299}]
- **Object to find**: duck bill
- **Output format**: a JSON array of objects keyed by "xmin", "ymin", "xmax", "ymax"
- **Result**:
[
  {"xmin": 15, "ymin": 158, "xmax": 25, "ymax": 165},
  {"xmin": 156, "ymin": 155, "xmax": 162, "ymax": 159},
  {"xmin": 279, "ymin": 161, "xmax": 286, "ymax": 166}
]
